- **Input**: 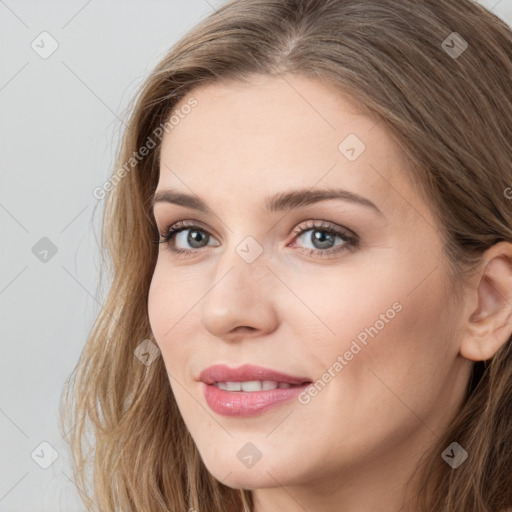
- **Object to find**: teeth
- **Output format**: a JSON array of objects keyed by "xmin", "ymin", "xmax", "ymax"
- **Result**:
[
  {"xmin": 214, "ymin": 381, "xmax": 297, "ymax": 392},
  {"xmin": 225, "ymin": 382, "xmax": 241, "ymax": 391},
  {"xmin": 242, "ymin": 380, "xmax": 263, "ymax": 392}
]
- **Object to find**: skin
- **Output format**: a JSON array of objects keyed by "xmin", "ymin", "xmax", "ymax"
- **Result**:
[{"xmin": 147, "ymin": 73, "xmax": 512, "ymax": 512}]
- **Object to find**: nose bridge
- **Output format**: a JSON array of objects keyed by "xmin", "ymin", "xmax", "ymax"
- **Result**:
[
  {"xmin": 199, "ymin": 232, "xmax": 277, "ymax": 337},
  {"xmin": 210, "ymin": 233, "xmax": 270, "ymax": 302}
]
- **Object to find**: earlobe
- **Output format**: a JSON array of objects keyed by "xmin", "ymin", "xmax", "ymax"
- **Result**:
[{"xmin": 460, "ymin": 242, "xmax": 512, "ymax": 362}]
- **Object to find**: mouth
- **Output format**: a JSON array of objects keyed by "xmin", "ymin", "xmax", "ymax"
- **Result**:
[
  {"xmin": 212, "ymin": 380, "xmax": 304, "ymax": 391},
  {"xmin": 199, "ymin": 364, "xmax": 312, "ymax": 417},
  {"xmin": 199, "ymin": 363, "xmax": 311, "ymax": 386}
]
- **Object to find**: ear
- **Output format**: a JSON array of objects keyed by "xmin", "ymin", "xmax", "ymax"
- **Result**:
[{"xmin": 460, "ymin": 241, "xmax": 512, "ymax": 362}]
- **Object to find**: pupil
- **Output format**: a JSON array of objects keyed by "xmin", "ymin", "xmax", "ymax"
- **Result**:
[
  {"xmin": 313, "ymin": 230, "xmax": 334, "ymax": 249},
  {"xmin": 188, "ymin": 229, "xmax": 207, "ymax": 248}
]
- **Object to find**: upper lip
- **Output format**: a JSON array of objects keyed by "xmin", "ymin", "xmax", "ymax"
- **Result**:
[{"xmin": 199, "ymin": 364, "xmax": 312, "ymax": 385}]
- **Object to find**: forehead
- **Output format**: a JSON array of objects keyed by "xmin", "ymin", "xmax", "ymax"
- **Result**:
[
  {"xmin": 157, "ymin": 74, "xmax": 428, "ymax": 224},
  {"xmin": 164, "ymin": 74, "xmax": 382, "ymax": 158}
]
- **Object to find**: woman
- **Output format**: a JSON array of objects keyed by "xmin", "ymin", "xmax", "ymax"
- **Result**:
[{"xmin": 60, "ymin": 0, "xmax": 512, "ymax": 511}]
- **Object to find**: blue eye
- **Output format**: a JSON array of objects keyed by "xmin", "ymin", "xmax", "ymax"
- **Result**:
[
  {"xmin": 158, "ymin": 221, "xmax": 217, "ymax": 257},
  {"xmin": 158, "ymin": 219, "xmax": 358, "ymax": 259},
  {"xmin": 295, "ymin": 227, "xmax": 347, "ymax": 251}
]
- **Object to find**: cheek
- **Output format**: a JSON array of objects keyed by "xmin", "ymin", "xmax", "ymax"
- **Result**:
[
  {"xmin": 147, "ymin": 266, "xmax": 200, "ymax": 414},
  {"xmin": 333, "ymin": 269, "xmax": 456, "ymax": 423},
  {"xmin": 147, "ymin": 261, "xmax": 203, "ymax": 371},
  {"xmin": 289, "ymin": 272, "xmax": 456, "ymax": 470},
  {"xmin": 299, "ymin": 254, "xmax": 456, "ymax": 404},
  {"xmin": 147, "ymin": 266, "xmax": 166, "ymax": 341},
  {"xmin": 147, "ymin": 264, "xmax": 182, "ymax": 356},
  {"xmin": 148, "ymin": 259, "xmax": 190, "ymax": 333},
  {"xmin": 281, "ymin": 262, "xmax": 408, "ymax": 360}
]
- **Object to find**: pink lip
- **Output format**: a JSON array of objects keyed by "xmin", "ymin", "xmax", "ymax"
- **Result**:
[
  {"xmin": 199, "ymin": 364, "xmax": 310, "ymax": 385},
  {"xmin": 199, "ymin": 364, "xmax": 312, "ymax": 417}
]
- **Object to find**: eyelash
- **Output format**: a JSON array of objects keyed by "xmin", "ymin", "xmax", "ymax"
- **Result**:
[{"xmin": 157, "ymin": 219, "xmax": 359, "ymax": 259}]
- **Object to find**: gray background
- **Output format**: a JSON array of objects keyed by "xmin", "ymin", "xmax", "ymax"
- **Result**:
[{"xmin": 1, "ymin": 1, "xmax": 510, "ymax": 510}]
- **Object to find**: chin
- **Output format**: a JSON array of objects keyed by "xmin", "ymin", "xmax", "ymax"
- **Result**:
[
  {"xmin": 208, "ymin": 465, "xmax": 284, "ymax": 490},
  {"xmin": 195, "ymin": 444, "xmax": 290, "ymax": 489}
]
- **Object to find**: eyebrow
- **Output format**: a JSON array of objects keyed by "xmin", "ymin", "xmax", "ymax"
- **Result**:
[{"xmin": 152, "ymin": 187, "xmax": 383, "ymax": 216}]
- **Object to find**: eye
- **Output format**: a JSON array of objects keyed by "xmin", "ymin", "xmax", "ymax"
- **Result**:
[
  {"xmin": 289, "ymin": 219, "xmax": 358, "ymax": 258},
  {"xmin": 158, "ymin": 220, "xmax": 218, "ymax": 257},
  {"xmin": 157, "ymin": 219, "xmax": 358, "ymax": 259}
]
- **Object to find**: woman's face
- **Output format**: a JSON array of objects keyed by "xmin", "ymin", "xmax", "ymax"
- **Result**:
[{"xmin": 148, "ymin": 74, "xmax": 473, "ymax": 499}]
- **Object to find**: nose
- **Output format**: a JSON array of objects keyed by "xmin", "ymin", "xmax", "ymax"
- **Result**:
[{"xmin": 199, "ymin": 242, "xmax": 279, "ymax": 342}]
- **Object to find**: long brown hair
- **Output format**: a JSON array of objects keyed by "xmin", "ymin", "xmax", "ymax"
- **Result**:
[{"xmin": 60, "ymin": 1, "xmax": 512, "ymax": 510}]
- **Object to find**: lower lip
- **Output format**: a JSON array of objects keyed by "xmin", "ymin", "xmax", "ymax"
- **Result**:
[{"xmin": 202, "ymin": 382, "xmax": 310, "ymax": 417}]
